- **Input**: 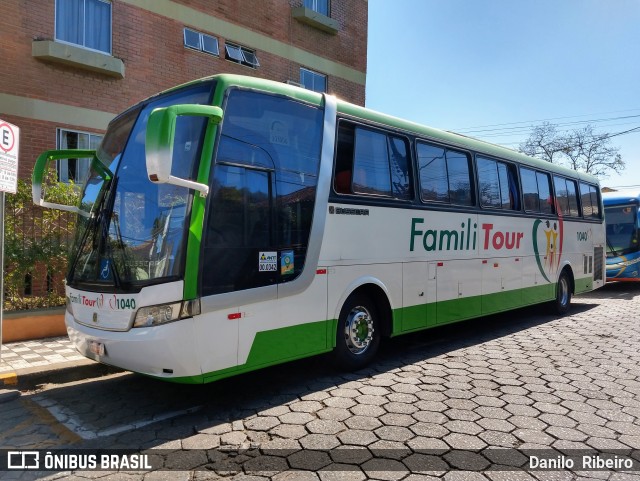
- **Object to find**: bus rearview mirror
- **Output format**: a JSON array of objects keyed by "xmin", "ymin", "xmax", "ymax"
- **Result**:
[
  {"xmin": 145, "ymin": 104, "xmax": 223, "ymax": 196},
  {"xmin": 32, "ymin": 149, "xmax": 109, "ymax": 216}
]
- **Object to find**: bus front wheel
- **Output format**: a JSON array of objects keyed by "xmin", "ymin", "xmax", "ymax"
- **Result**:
[
  {"xmin": 332, "ymin": 293, "xmax": 380, "ymax": 370},
  {"xmin": 554, "ymin": 270, "xmax": 572, "ymax": 315}
]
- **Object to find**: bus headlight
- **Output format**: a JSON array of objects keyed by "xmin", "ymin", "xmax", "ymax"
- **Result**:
[
  {"xmin": 132, "ymin": 299, "xmax": 200, "ymax": 328},
  {"xmin": 133, "ymin": 303, "xmax": 181, "ymax": 328}
]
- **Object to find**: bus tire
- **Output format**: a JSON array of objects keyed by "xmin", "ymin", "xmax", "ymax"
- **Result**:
[
  {"xmin": 332, "ymin": 293, "xmax": 380, "ymax": 370},
  {"xmin": 554, "ymin": 270, "xmax": 572, "ymax": 315}
]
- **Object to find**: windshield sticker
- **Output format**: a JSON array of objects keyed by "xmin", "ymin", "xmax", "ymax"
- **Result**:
[
  {"xmin": 99, "ymin": 259, "xmax": 111, "ymax": 280},
  {"xmin": 269, "ymin": 121, "xmax": 290, "ymax": 146},
  {"xmin": 259, "ymin": 251, "xmax": 277, "ymax": 272},
  {"xmin": 281, "ymin": 250, "xmax": 294, "ymax": 275}
]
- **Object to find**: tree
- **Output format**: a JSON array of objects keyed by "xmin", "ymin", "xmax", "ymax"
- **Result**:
[
  {"xmin": 519, "ymin": 122, "xmax": 564, "ymax": 164},
  {"xmin": 519, "ymin": 122, "xmax": 625, "ymax": 178},
  {"xmin": 560, "ymin": 125, "xmax": 624, "ymax": 177},
  {"xmin": 3, "ymin": 177, "xmax": 79, "ymax": 309}
]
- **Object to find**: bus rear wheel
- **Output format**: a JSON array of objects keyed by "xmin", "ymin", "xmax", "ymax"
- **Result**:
[
  {"xmin": 332, "ymin": 293, "xmax": 380, "ymax": 370},
  {"xmin": 554, "ymin": 270, "xmax": 572, "ymax": 315}
]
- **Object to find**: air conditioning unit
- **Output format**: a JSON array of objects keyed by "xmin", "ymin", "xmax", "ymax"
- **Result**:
[{"xmin": 285, "ymin": 80, "xmax": 304, "ymax": 88}]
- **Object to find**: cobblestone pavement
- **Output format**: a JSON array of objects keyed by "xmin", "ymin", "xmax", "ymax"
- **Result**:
[
  {"xmin": 0, "ymin": 337, "xmax": 85, "ymax": 373},
  {"xmin": 1, "ymin": 283, "xmax": 640, "ymax": 480}
]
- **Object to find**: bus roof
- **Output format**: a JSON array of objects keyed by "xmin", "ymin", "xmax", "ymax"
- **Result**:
[
  {"xmin": 156, "ymin": 74, "xmax": 602, "ymax": 185},
  {"xmin": 603, "ymin": 190, "xmax": 640, "ymax": 205}
]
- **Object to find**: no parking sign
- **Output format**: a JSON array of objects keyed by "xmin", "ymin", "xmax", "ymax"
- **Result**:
[
  {"xmin": 0, "ymin": 120, "xmax": 19, "ymax": 193},
  {"xmin": 0, "ymin": 119, "xmax": 19, "ymax": 357}
]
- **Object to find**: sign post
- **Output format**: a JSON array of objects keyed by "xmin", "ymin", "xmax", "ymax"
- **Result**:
[{"xmin": 0, "ymin": 119, "xmax": 20, "ymax": 362}]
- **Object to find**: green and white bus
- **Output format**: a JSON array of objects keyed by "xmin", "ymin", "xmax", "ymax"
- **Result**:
[{"xmin": 33, "ymin": 74, "xmax": 605, "ymax": 383}]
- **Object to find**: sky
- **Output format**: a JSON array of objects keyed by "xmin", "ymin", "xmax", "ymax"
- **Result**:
[{"xmin": 365, "ymin": 0, "xmax": 640, "ymax": 189}]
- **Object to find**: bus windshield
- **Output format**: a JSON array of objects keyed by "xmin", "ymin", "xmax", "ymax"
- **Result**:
[
  {"xmin": 68, "ymin": 81, "xmax": 216, "ymax": 291},
  {"xmin": 605, "ymin": 203, "xmax": 640, "ymax": 258}
]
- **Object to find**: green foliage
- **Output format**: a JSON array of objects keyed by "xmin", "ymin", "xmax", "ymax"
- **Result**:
[
  {"xmin": 4, "ymin": 294, "xmax": 67, "ymax": 311},
  {"xmin": 3, "ymin": 177, "xmax": 79, "ymax": 310}
]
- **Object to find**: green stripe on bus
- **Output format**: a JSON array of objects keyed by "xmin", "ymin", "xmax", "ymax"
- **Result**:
[
  {"xmin": 159, "ymin": 320, "xmax": 333, "ymax": 384},
  {"xmin": 153, "ymin": 279, "xmax": 597, "ymax": 384},
  {"xmin": 574, "ymin": 276, "xmax": 593, "ymax": 294},
  {"xmin": 395, "ymin": 283, "xmax": 556, "ymax": 334}
]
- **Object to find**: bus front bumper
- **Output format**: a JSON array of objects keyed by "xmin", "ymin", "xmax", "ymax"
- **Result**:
[{"xmin": 65, "ymin": 312, "xmax": 204, "ymax": 382}]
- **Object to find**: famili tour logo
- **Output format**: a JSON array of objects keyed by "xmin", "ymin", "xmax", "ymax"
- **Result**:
[{"xmin": 532, "ymin": 213, "xmax": 564, "ymax": 283}]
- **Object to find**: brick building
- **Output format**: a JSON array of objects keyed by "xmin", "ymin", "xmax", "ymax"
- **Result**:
[{"xmin": 0, "ymin": 0, "xmax": 368, "ymax": 297}]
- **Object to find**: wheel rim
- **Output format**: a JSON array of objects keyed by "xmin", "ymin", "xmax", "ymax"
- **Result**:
[
  {"xmin": 559, "ymin": 276, "xmax": 569, "ymax": 306},
  {"xmin": 344, "ymin": 305, "xmax": 374, "ymax": 355}
]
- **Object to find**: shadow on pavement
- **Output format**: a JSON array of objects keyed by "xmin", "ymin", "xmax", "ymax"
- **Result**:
[
  {"xmin": 576, "ymin": 281, "xmax": 640, "ymax": 301},
  {"xmin": 14, "ymin": 299, "xmax": 603, "ymax": 452}
]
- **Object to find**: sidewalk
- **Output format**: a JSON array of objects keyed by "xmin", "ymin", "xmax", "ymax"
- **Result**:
[{"xmin": 0, "ymin": 336, "xmax": 116, "ymax": 390}]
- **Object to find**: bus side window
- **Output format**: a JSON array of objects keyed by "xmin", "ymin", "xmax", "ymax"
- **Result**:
[
  {"xmin": 506, "ymin": 164, "xmax": 520, "ymax": 210},
  {"xmin": 496, "ymin": 162, "xmax": 520, "ymax": 210},
  {"xmin": 333, "ymin": 121, "xmax": 412, "ymax": 200},
  {"xmin": 335, "ymin": 170, "xmax": 352, "ymax": 194},
  {"xmin": 553, "ymin": 176, "xmax": 580, "ymax": 217},
  {"xmin": 477, "ymin": 156, "xmax": 519, "ymax": 210},
  {"xmin": 352, "ymin": 127, "xmax": 391, "ymax": 196},
  {"xmin": 566, "ymin": 180, "xmax": 580, "ymax": 216},
  {"xmin": 522, "ymin": 167, "xmax": 554, "ymax": 215},
  {"xmin": 590, "ymin": 185, "xmax": 601, "ymax": 219},
  {"xmin": 554, "ymin": 176, "xmax": 570, "ymax": 216},
  {"xmin": 536, "ymin": 171, "xmax": 554, "ymax": 215},
  {"xmin": 580, "ymin": 183, "xmax": 593, "ymax": 217},
  {"xmin": 387, "ymin": 136, "xmax": 412, "ymax": 199},
  {"xmin": 418, "ymin": 142, "xmax": 473, "ymax": 206},
  {"xmin": 477, "ymin": 156, "xmax": 501, "ymax": 208},
  {"xmin": 334, "ymin": 122, "xmax": 355, "ymax": 194},
  {"xmin": 445, "ymin": 149, "xmax": 473, "ymax": 206},
  {"xmin": 580, "ymin": 183, "xmax": 601, "ymax": 219},
  {"xmin": 521, "ymin": 168, "xmax": 539, "ymax": 212}
]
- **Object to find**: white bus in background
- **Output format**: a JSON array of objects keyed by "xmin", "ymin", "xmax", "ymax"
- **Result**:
[{"xmin": 32, "ymin": 74, "xmax": 606, "ymax": 383}]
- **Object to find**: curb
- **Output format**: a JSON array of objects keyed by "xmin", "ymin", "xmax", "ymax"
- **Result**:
[
  {"xmin": 0, "ymin": 372, "xmax": 18, "ymax": 386},
  {"xmin": 0, "ymin": 388, "xmax": 20, "ymax": 403},
  {"xmin": 2, "ymin": 359, "xmax": 123, "ymax": 390}
]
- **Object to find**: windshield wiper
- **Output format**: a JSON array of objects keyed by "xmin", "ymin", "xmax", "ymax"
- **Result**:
[
  {"xmin": 109, "ymin": 210, "xmax": 133, "ymax": 288},
  {"xmin": 68, "ymin": 177, "xmax": 113, "ymax": 281},
  {"xmin": 606, "ymin": 237, "xmax": 619, "ymax": 258},
  {"xmin": 101, "ymin": 177, "xmax": 130, "ymax": 289}
]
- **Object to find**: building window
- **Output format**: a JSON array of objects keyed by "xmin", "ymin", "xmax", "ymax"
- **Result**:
[
  {"xmin": 57, "ymin": 129, "xmax": 103, "ymax": 184},
  {"xmin": 304, "ymin": 0, "xmax": 329, "ymax": 16},
  {"xmin": 184, "ymin": 28, "xmax": 219, "ymax": 56},
  {"xmin": 55, "ymin": 0, "xmax": 112, "ymax": 54},
  {"xmin": 300, "ymin": 68, "xmax": 327, "ymax": 93},
  {"xmin": 224, "ymin": 42, "xmax": 259, "ymax": 68}
]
